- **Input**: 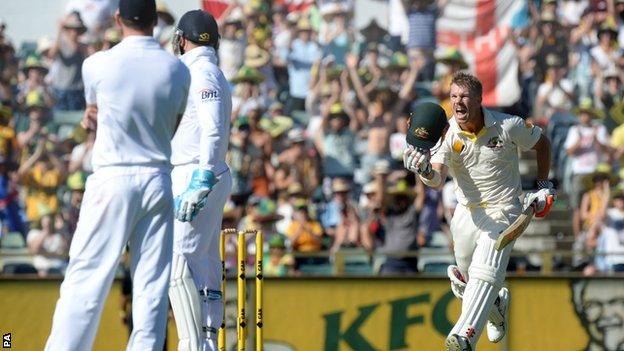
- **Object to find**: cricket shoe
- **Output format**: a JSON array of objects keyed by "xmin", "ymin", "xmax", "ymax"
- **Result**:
[
  {"xmin": 445, "ymin": 334, "xmax": 472, "ymax": 351},
  {"xmin": 487, "ymin": 287, "xmax": 510, "ymax": 343}
]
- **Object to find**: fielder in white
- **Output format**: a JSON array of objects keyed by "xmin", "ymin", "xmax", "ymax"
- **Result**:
[
  {"xmin": 45, "ymin": 1, "xmax": 190, "ymax": 350},
  {"xmin": 168, "ymin": 10, "xmax": 232, "ymax": 351},
  {"xmin": 404, "ymin": 73, "xmax": 556, "ymax": 351}
]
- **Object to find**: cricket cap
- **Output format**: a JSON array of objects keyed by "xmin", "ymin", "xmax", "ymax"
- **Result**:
[
  {"xmin": 406, "ymin": 102, "xmax": 448, "ymax": 149},
  {"xmin": 119, "ymin": 0, "xmax": 157, "ymax": 26}
]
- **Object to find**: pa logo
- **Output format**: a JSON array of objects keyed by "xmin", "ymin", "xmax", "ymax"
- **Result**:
[{"xmin": 3, "ymin": 333, "xmax": 11, "ymax": 348}]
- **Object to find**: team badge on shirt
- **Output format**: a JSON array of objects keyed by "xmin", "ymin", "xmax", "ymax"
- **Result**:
[
  {"xmin": 485, "ymin": 136, "xmax": 504, "ymax": 149},
  {"xmin": 200, "ymin": 89, "xmax": 219, "ymax": 101},
  {"xmin": 413, "ymin": 127, "xmax": 429, "ymax": 139},
  {"xmin": 452, "ymin": 139, "xmax": 465, "ymax": 153}
]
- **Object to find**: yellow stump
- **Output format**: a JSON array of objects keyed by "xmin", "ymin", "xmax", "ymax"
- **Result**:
[
  {"xmin": 255, "ymin": 230, "xmax": 263, "ymax": 351},
  {"xmin": 237, "ymin": 231, "xmax": 246, "ymax": 351},
  {"xmin": 218, "ymin": 230, "xmax": 228, "ymax": 351}
]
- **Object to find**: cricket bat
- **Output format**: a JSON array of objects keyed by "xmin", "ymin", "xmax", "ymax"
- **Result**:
[{"xmin": 495, "ymin": 196, "xmax": 554, "ymax": 250}]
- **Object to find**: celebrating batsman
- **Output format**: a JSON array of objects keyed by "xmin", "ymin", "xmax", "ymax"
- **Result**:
[
  {"xmin": 45, "ymin": 0, "xmax": 191, "ymax": 350},
  {"xmin": 168, "ymin": 10, "xmax": 233, "ymax": 351},
  {"xmin": 403, "ymin": 73, "xmax": 555, "ymax": 351}
]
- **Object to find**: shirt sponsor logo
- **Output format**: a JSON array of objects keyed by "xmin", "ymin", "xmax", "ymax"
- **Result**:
[{"xmin": 200, "ymin": 89, "xmax": 219, "ymax": 101}]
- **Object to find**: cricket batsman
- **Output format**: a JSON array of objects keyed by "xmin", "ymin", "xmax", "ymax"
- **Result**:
[
  {"xmin": 403, "ymin": 73, "xmax": 555, "ymax": 351},
  {"xmin": 168, "ymin": 10, "xmax": 233, "ymax": 351}
]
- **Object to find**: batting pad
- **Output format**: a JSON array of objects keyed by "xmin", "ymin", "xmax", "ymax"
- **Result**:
[{"xmin": 170, "ymin": 254, "xmax": 203, "ymax": 351}]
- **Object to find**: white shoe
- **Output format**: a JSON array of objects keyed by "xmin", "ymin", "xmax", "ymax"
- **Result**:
[
  {"xmin": 445, "ymin": 334, "xmax": 472, "ymax": 351},
  {"xmin": 487, "ymin": 287, "xmax": 510, "ymax": 343}
]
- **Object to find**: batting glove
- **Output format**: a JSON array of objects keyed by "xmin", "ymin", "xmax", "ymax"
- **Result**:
[
  {"xmin": 174, "ymin": 169, "xmax": 217, "ymax": 222},
  {"xmin": 523, "ymin": 180, "xmax": 556, "ymax": 218},
  {"xmin": 403, "ymin": 146, "xmax": 432, "ymax": 176}
]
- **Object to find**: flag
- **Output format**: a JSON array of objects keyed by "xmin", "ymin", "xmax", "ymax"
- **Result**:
[
  {"xmin": 202, "ymin": 0, "xmax": 314, "ymax": 19},
  {"xmin": 437, "ymin": 0, "xmax": 524, "ymax": 107},
  {"xmin": 201, "ymin": 0, "xmax": 230, "ymax": 19}
]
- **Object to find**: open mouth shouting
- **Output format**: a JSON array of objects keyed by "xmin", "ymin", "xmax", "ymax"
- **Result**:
[{"xmin": 454, "ymin": 105, "xmax": 468, "ymax": 121}]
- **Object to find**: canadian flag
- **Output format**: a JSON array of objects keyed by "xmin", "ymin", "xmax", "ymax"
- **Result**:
[{"xmin": 437, "ymin": 0, "xmax": 524, "ymax": 107}]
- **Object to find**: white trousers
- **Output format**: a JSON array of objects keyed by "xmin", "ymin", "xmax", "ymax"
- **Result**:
[
  {"xmin": 170, "ymin": 164, "xmax": 232, "ymax": 351},
  {"xmin": 171, "ymin": 164, "xmax": 232, "ymax": 290},
  {"xmin": 45, "ymin": 166, "xmax": 174, "ymax": 351},
  {"xmin": 449, "ymin": 201, "xmax": 521, "ymax": 348}
]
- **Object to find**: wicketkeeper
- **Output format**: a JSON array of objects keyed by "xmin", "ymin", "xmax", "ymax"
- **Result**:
[
  {"xmin": 403, "ymin": 73, "xmax": 555, "ymax": 351},
  {"xmin": 169, "ymin": 10, "xmax": 233, "ymax": 351}
]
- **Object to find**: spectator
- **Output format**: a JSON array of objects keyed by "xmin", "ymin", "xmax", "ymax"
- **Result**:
[
  {"xmin": 218, "ymin": 9, "xmax": 246, "ymax": 82},
  {"xmin": 415, "ymin": 177, "xmax": 444, "ymax": 247},
  {"xmin": 320, "ymin": 7, "xmax": 354, "ymax": 65},
  {"xmin": 63, "ymin": 171, "xmax": 85, "ymax": 234},
  {"xmin": 564, "ymin": 98, "xmax": 610, "ymax": 236},
  {"xmin": 560, "ymin": 0, "xmax": 590, "ymax": 27},
  {"xmin": 102, "ymin": 27, "xmax": 121, "ymax": 50},
  {"xmin": 359, "ymin": 180, "xmax": 385, "ymax": 248},
  {"xmin": 569, "ymin": 8, "xmax": 596, "ymax": 99},
  {"xmin": 320, "ymin": 178, "xmax": 367, "ymax": 251},
  {"xmin": 16, "ymin": 56, "xmax": 54, "ymax": 108},
  {"xmin": 377, "ymin": 179, "xmax": 421, "ymax": 274},
  {"xmin": 68, "ymin": 128, "xmax": 94, "ymax": 174},
  {"xmin": 591, "ymin": 187, "xmax": 624, "ymax": 273},
  {"xmin": 277, "ymin": 128, "xmax": 320, "ymax": 194},
  {"xmin": 228, "ymin": 117, "xmax": 254, "ymax": 200},
  {"xmin": 433, "ymin": 47, "xmax": 468, "ymax": 116},
  {"xmin": 284, "ymin": 18, "xmax": 322, "ymax": 114},
  {"xmin": 231, "ymin": 66, "xmax": 266, "ymax": 118},
  {"xmin": 26, "ymin": 210, "xmax": 69, "ymax": 276},
  {"xmin": 534, "ymin": 11, "xmax": 569, "ymax": 83},
  {"xmin": 153, "ymin": 2, "xmax": 175, "ymax": 49},
  {"xmin": 534, "ymin": 53, "xmax": 575, "ymax": 123},
  {"xmin": 64, "ymin": 0, "xmax": 116, "ymax": 35},
  {"xmin": 48, "ymin": 12, "xmax": 87, "ymax": 110},
  {"xmin": 315, "ymin": 103, "xmax": 356, "ymax": 187},
  {"xmin": 579, "ymin": 164, "xmax": 613, "ymax": 232},
  {"xmin": 16, "ymin": 91, "xmax": 57, "ymax": 151},
  {"xmin": 238, "ymin": 196, "xmax": 283, "ymax": 239},
  {"xmin": 618, "ymin": 0, "xmax": 624, "ymax": 47},
  {"xmin": 276, "ymin": 182, "xmax": 305, "ymax": 234},
  {"xmin": 403, "ymin": 0, "xmax": 447, "ymax": 80},
  {"xmin": 595, "ymin": 67, "xmax": 623, "ymax": 133},
  {"xmin": 590, "ymin": 22, "xmax": 621, "ymax": 74},
  {"xmin": 17, "ymin": 137, "xmax": 67, "ymax": 222},
  {"xmin": 264, "ymin": 234, "xmax": 294, "ymax": 277},
  {"xmin": 285, "ymin": 198, "xmax": 324, "ymax": 254},
  {"xmin": 245, "ymin": 44, "xmax": 278, "ymax": 99}
]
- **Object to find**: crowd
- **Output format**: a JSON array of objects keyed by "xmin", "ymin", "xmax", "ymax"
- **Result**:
[{"xmin": 0, "ymin": 0, "xmax": 623, "ymax": 277}]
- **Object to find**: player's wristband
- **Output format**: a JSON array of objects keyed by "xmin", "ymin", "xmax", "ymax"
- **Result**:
[{"xmin": 536, "ymin": 180, "xmax": 553, "ymax": 189}]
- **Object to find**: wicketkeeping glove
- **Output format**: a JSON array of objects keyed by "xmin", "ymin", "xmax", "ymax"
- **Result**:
[
  {"xmin": 523, "ymin": 180, "xmax": 556, "ymax": 218},
  {"xmin": 403, "ymin": 146, "xmax": 432, "ymax": 175},
  {"xmin": 174, "ymin": 169, "xmax": 217, "ymax": 222}
]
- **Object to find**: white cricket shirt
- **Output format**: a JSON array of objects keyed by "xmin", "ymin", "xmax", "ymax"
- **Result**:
[
  {"xmin": 431, "ymin": 108, "xmax": 542, "ymax": 207},
  {"xmin": 171, "ymin": 46, "xmax": 232, "ymax": 175},
  {"xmin": 82, "ymin": 36, "xmax": 190, "ymax": 170}
]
